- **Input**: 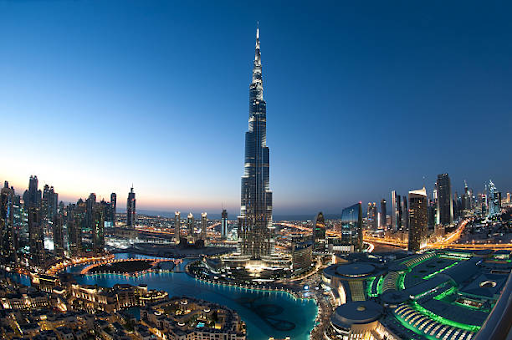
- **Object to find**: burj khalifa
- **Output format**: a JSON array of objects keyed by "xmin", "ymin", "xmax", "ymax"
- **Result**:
[{"xmin": 239, "ymin": 27, "xmax": 273, "ymax": 259}]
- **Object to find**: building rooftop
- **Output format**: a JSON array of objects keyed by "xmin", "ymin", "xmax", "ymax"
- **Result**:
[{"xmin": 331, "ymin": 300, "xmax": 383, "ymax": 328}]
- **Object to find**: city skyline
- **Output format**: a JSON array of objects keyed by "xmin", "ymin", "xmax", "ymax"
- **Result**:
[{"xmin": 2, "ymin": 1, "xmax": 512, "ymax": 214}]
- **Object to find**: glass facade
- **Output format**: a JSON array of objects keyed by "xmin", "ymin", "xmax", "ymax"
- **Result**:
[
  {"xmin": 436, "ymin": 173, "xmax": 453, "ymax": 225},
  {"xmin": 487, "ymin": 180, "xmax": 501, "ymax": 217},
  {"xmin": 126, "ymin": 187, "xmax": 136, "ymax": 228},
  {"xmin": 239, "ymin": 28, "xmax": 273, "ymax": 259},
  {"xmin": 408, "ymin": 187, "xmax": 428, "ymax": 252},
  {"xmin": 340, "ymin": 203, "xmax": 363, "ymax": 251}
]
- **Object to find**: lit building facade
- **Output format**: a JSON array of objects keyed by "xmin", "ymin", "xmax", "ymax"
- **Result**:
[
  {"xmin": 340, "ymin": 203, "xmax": 363, "ymax": 252},
  {"xmin": 239, "ymin": 27, "xmax": 273, "ymax": 259},
  {"xmin": 313, "ymin": 212, "xmax": 326, "ymax": 252},
  {"xmin": 391, "ymin": 191, "xmax": 401, "ymax": 231},
  {"xmin": 126, "ymin": 186, "xmax": 136, "ymax": 228},
  {"xmin": 292, "ymin": 241, "xmax": 313, "ymax": 272},
  {"xmin": 408, "ymin": 187, "xmax": 428, "ymax": 252},
  {"xmin": 110, "ymin": 192, "xmax": 116, "ymax": 226},
  {"xmin": 380, "ymin": 199, "xmax": 387, "ymax": 228},
  {"xmin": 0, "ymin": 181, "xmax": 16, "ymax": 263},
  {"xmin": 187, "ymin": 213, "xmax": 194, "ymax": 240},
  {"xmin": 367, "ymin": 202, "xmax": 378, "ymax": 230},
  {"xmin": 174, "ymin": 211, "xmax": 181, "ymax": 243},
  {"xmin": 201, "ymin": 212, "xmax": 207, "ymax": 241},
  {"xmin": 487, "ymin": 180, "xmax": 501, "ymax": 217},
  {"xmin": 26, "ymin": 175, "xmax": 44, "ymax": 264},
  {"xmin": 221, "ymin": 209, "xmax": 228, "ymax": 239}
]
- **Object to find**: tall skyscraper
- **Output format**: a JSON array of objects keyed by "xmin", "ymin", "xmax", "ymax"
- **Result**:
[
  {"xmin": 341, "ymin": 203, "xmax": 363, "ymax": 252},
  {"xmin": 174, "ymin": 211, "xmax": 181, "ymax": 244},
  {"xmin": 436, "ymin": 173, "xmax": 453, "ymax": 225},
  {"xmin": 408, "ymin": 187, "xmax": 428, "ymax": 252},
  {"xmin": 26, "ymin": 176, "xmax": 44, "ymax": 264},
  {"xmin": 92, "ymin": 204, "xmax": 105, "ymax": 253},
  {"xmin": 67, "ymin": 201, "xmax": 85, "ymax": 256},
  {"xmin": 238, "ymin": 27, "xmax": 273, "ymax": 259},
  {"xmin": 401, "ymin": 198, "xmax": 408, "ymax": 230},
  {"xmin": 312, "ymin": 212, "xmax": 326, "ymax": 252},
  {"xmin": 0, "ymin": 181, "xmax": 17, "ymax": 263},
  {"xmin": 201, "ymin": 212, "xmax": 207, "ymax": 242},
  {"xmin": 110, "ymin": 193, "xmax": 117, "ymax": 226},
  {"xmin": 187, "ymin": 213, "xmax": 194, "ymax": 240},
  {"xmin": 487, "ymin": 180, "xmax": 501, "ymax": 216},
  {"xmin": 391, "ymin": 191, "xmax": 401, "ymax": 231},
  {"xmin": 367, "ymin": 202, "xmax": 378, "ymax": 230},
  {"xmin": 42, "ymin": 184, "xmax": 58, "ymax": 223},
  {"xmin": 85, "ymin": 193, "xmax": 96, "ymax": 234},
  {"xmin": 53, "ymin": 213, "xmax": 65, "ymax": 257},
  {"xmin": 221, "ymin": 209, "xmax": 228, "ymax": 239},
  {"xmin": 380, "ymin": 199, "xmax": 387, "ymax": 228},
  {"xmin": 127, "ymin": 186, "xmax": 136, "ymax": 228}
]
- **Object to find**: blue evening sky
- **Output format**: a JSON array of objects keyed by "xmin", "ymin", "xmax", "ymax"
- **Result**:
[{"xmin": 1, "ymin": 1, "xmax": 511, "ymax": 216}]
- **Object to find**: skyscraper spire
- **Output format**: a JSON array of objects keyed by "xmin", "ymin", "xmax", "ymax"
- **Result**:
[{"xmin": 251, "ymin": 25, "xmax": 263, "ymax": 104}]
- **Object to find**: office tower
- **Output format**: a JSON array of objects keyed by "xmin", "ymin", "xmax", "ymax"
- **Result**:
[
  {"xmin": 380, "ymin": 199, "xmax": 387, "ymax": 228},
  {"xmin": 26, "ymin": 176, "xmax": 44, "ymax": 264},
  {"xmin": 367, "ymin": 202, "xmax": 378, "ymax": 230},
  {"xmin": 312, "ymin": 212, "xmax": 326, "ymax": 252},
  {"xmin": 427, "ymin": 199, "xmax": 436, "ymax": 228},
  {"xmin": 341, "ymin": 203, "xmax": 363, "ymax": 252},
  {"xmin": 12, "ymin": 194, "xmax": 23, "ymax": 250},
  {"xmin": 239, "ymin": 27, "xmax": 273, "ymax": 259},
  {"xmin": 463, "ymin": 181, "xmax": 471, "ymax": 210},
  {"xmin": 0, "ymin": 181, "xmax": 17, "ymax": 263},
  {"xmin": 110, "ymin": 193, "xmax": 117, "ymax": 226},
  {"xmin": 85, "ymin": 193, "xmax": 96, "ymax": 232},
  {"xmin": 99, "ymin": 199, "xmax": 112, "ymax": 228},
  {"xmin": 127, "ymin": 186, "xmax": 136, "ymax": 228},
  {"xmin": 67, "ymin": 201, "xmax": 85, "ymax": 256},
  {"xmin": 42, "ymin": 185, "xmax": 58, "ymax": 223},
  {"xmin": 397, "ymin": 195, "xmax": 403, "ymax": 229},
  {"xmin": 187, "ymin": 213, "xmax": 194, "ymax": 239},
  {"xmin": 487, "ymin": 180, "xmax": 501, "ymax": 217},
  {"xmin": 221, "ymin": 209, "xmax": 228, "ymax": 239},
  {"xmin": 92, "ymin": 204, "xmax": 105, "ymax": 253},
  {"xmin": 174, "ymin": 211, "xmax": 181, "ymax": 244},
  {"xmin": 53, "ymin": 213, "xmax": 65, "ymax": 257},
  {"xmin": 391, "ymin": 191, "xmax": 401, "ymax": 231},
  {"xmin": 507, "ymin": 193, "xmax": 511, "ymax": 204},
  {"xmin": 436, "ymin": 173, "xmax": 453, "ymax": 225},
  {"xmin": 201, "ymin": 212, "xmax": 207, "ymax": 241},
  {"xmin": 26, "ymin": 175, "xmax": 41, "ymax": 209},
  {"xmin": 408, "ymin": 187, "xmax": 428, "ymax": 252},
  {"xmin": 401, "ymin": 198, "xmax": 408, "ymax": 230}
]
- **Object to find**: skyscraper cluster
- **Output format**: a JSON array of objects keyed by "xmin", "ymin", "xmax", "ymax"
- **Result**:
[
  {"xmin": 0, "ymin": 175, "xmax": 120, "ymax": 266},
  {"xmin": 173, "ymin": 210, "xmax": 209, "ymax": 246}
]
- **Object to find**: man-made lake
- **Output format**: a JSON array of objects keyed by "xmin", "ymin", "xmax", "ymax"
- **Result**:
[{"xmin": 67, "ymin": 253, "xmax": 318, "ymax": 340}]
